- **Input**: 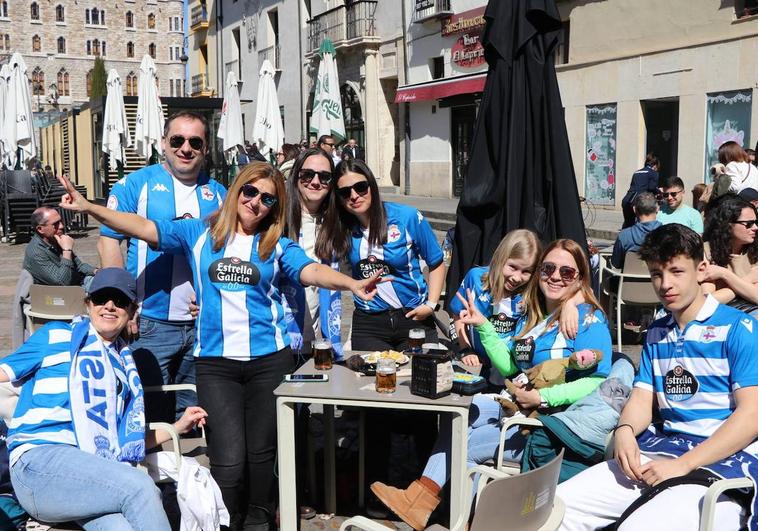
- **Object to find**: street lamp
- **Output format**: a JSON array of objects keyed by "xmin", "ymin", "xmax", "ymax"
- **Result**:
[{"xmin": 180, "ymin": 36, "xmax": 189, "ymax": 96}]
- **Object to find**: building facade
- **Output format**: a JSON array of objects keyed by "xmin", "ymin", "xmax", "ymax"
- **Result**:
[{"xmin": 0, "ymin": 0, "xmax": 185, "ymax": 112}]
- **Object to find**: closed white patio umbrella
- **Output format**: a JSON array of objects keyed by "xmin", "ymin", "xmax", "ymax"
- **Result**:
[
  {"xmin": 0, "ymin": 64, "xmax": 11, "ymax": 166},
  {"xmin": 217, "ymin": 70, "xmax": 245, "ymax": 166},
  {"xmin": 309, "ymin": 39, "xmax": 345, "ymax": 143},
  {"xmin": 135, "ymin": 55, "xmax": 164, "ymax": 163},
  {"xmin": 252, "ymin": 60, "xmax": 284, "ymax": 162},
  {"xmin": 102, "ymin": 69, "xmax": 132, "ymax": 179},
  {"xmin": 2, "ymin": 53, "xmax": 36, "ymax": 169}
]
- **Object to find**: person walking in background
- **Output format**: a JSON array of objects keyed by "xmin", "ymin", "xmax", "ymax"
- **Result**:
[
  {"xmin": 23, "ymin": 207, "xmax": 98, "ymax": 288},
  {"xmin": 656, "ymin": 176, "xmax": 704, "ymax": 234},
  {"xmin": 610, "ymin": 192, "xmax": 661, "ymax": 270},
  {"xmin": 342, "ymin": 138, "xmax": 365, "ymax": 161},
  {"xmin": 276, "ymin": 143, "xmax": 301, "ymax": 180},
  {"xmin": 620, "ymin": 154, "xmax": 660, "ymax": 229},
  {"xmin": 97, "ymin": 111, "xmax": 227, "ymax": 423}
]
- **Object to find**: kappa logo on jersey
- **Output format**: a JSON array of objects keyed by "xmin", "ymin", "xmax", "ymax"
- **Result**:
[
  {"xmin": 107, "ymin": 195, "xmax": 118, "ymax": 210},
  {"xmin": 742, "ymin": 318, "xmax": 754, "ymax": 333},
  {"xmin": 201, "ymin": 185, "xmax": 216, "ymax": 201},
  {"xmin": 700, "ymin": 325, "xmax": 717, "ymax": 342},
  {"xmin": 357, "ymin": 255, "xmax": 393, "ymax": 279},
  {"xmin": 582, "ymin": 312, "xmax": 601, "ymax": 326},
  {"xmin": 479, "ymin": 292, "xmax": 491, "ymax": 303},
  {"xmin": 151, "ymin": 183, "xmax": 169, "ymax": 192},
  {"xmin": 387, "ymin": 224, "xmax": 402, "ymax": 243},
  {"xmin": 664, "ymin": 365, "xmax": 699, "ymax": 402},
  {"xmin": 209, "ymin": 257, "xmax": 261, "ymax": 291}
]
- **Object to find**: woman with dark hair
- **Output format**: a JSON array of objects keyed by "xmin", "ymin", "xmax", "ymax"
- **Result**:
[
  {"xmin": 702, "ymin": 193, "xmax": 758, "ymax": 313},
  {"xmin": 371, "ymin": 239, "xmax": 612, "ymax": 530},
  {"xmin": 56, "ymin": 164, "xmax": 382, "ymax": 531},
  {"xmin": 621, "ymin": 153, "xmax": 660, "ymax": 229},
  {"xmin": 276, "ymin": 143, "xmax": 301, "ymax": 180}
]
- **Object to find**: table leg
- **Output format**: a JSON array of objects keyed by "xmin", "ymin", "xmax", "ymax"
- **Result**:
[
  {"xmin": 277, "ymin": 399, "xmax": 297, "ymax": 530},
  {"xmin": 358, "ymin": 409, "xmax": 365, "ymax": 508},
  {"xmin": 449, "ymin": 409, "xmax": 468, "ymax": 530},
  {"xmin": 324, "ymin": 404, "xmax": 336, "ymax": 514}
]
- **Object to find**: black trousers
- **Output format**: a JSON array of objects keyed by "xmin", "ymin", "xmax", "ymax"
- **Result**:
[
  {"xmin": 351, "ymin": 308, "xmax": 439, "ymax": 486},
  {"xmin": 196, "ymin": 350, "xmax": 293, "ymax": 530}
]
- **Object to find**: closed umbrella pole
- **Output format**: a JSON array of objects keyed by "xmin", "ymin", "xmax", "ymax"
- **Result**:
[
  {"xmin": 102, "ymin": 69, "xmax": 132, "ymax": 181},
  {"xmin": 217, "ymin": 70, "xmax": 245, "ymax": 178},
  {"xmin": 135, "ymin": 55, "xmax": 164, "ymax": 164},
  {"xmin": 309, "ymin": 39, "xmax": 345, "ymax": 143},
  {"xmin": 2, "ymin": 53, "xmax": 36, "ymax": 170},
  {"xmin": 0, "ymin": 64, "xmax": 10, "ymax": 167},
  {"xmin": 252, "ymin": 60, "xmax": 284, "ymax": 164}
]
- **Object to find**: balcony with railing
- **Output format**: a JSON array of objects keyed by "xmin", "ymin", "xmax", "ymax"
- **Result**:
[
  {"xmin": 412, "ymin": 0, "xmax": 453, "ymax": 24},
  {"xmin": 190, "ymin": 5, "xmax": 209, "ymax": 30},
  {"xmin": 307, "ymin": 0, "xmax": 378, "ymax": 55},
  {"xmin": 191, "ymin": 73, "xmax": 213, "ymax": 96},
  {"xmin": 258, "ymin": 44, "xmax": 281, "ymax": 71}
]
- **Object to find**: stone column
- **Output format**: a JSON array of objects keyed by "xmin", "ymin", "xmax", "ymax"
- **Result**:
[{"xmin": 363, "ymin": 48, "xmax": 384, "ymax": 184}]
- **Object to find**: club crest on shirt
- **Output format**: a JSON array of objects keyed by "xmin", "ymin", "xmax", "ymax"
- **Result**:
[
  {"xmin": 201, "ymin": 185, "xmax": 216, "ymax": 201},
  {"xmin": 664, "ymin": 365, "xmax": 699, "ymax": 402},
  {"xmin": 328, "ymin": 298, "xmax": 342, "ymax": 338},
  {"xmin": 107, "ymin": 195, "xmax": 118, "ymax": 210},
  {"xmin": 387, "ymin": 224, "xmax": 402, "ymax": 243},
  {"xmin": 357, "ymin": 255, "xmax": 393, "ymax": 279},
  {"xmin": 516, "ymin": 299, "xmax": 526, "ymax": 313},
  {"xmin": 209, "ymin": 257, "xmax": 261, "ymax": 291},
  {"xmin": 700, "ymin": 325, "xmax": 717, "ymax": 342}
]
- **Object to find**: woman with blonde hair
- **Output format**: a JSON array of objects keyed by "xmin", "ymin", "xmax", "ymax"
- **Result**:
[
  {"xmin": 55, "ymin": 163, "xmax": 382, "ymax": 531},
  {"xmin": 372, "ymin": 239, "xmax": 612, "ymax": 530}
]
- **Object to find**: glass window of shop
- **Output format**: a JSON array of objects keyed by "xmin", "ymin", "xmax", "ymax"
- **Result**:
[
  {"xmin": 584, "ymin": 104, "xmax": 617, "ymax": 206},
  {"xmin": 704, "ymin": 90, "xmax": 752, "ymax": 182}
]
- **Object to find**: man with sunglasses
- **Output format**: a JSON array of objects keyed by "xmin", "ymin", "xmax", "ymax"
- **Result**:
[
  {"xmin": 318, "ymin": 134, "xmax": 341, "ymax": 166},
  {"xmin": 98, "ymin": 110, "xmax": 227, "ymax": 422},
  {"xmin": 23, "ymin": 207, "xmax": 97, "ymax": 288},
  {"xmin": 656, "ymin": 176, "xmax": 704, "ymax": 234}
]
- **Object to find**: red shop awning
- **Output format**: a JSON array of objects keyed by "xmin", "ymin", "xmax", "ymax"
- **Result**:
[{"xmin": 394, "ymin": 73, "xmax": 487, "ymax": 103}]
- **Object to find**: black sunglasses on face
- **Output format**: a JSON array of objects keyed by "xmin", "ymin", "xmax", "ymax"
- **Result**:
[
  {"xmin": 659, "ymin": 190, "xmax": 683, "ymax": 199},
  {"xmin": 241, "ymin": 183, "xmax": 278, "ymax": 208},
  {"xmin": 298, "ymin": 169, "xmax": 333, "ymax": 186},
  {"xmin": 169, "ymin": 135, "xmax": 205, "ymax": 151},
  {"xmin": 321, "ymin": 142, "xmax": 335, "ymax": 148},
  {"xmin": 336, "ymin": 180, "xmax": 370, "ymax": 200},
  {"xmin": 733, "ymin": 219, "xmax": 758, "ymax": 229},
  {"xmin": 90, "ymin": 290, "xmax": 132, "ymax": 310},
  {"xmin": 539, "ymin": 262, "xmax": 579, "ymax": 281}
]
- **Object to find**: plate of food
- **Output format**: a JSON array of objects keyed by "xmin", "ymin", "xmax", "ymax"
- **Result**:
[{"xmin": 361, "ymin": 350, "xmax": 410, "ymax": 365}]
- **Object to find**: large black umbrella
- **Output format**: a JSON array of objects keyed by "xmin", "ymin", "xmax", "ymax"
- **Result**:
[{"xmin": 446, "ymin": 0, "xmax": 586, "ymax": 307}]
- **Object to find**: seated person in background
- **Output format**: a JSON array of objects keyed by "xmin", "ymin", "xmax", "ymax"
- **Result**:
[
  {"xmin": 656, "ymin": 176, "xmax": 704, "ymax": 234},
  {"xmin": 702, "ymin": 193, "xmax": 758, "ymax": 315},
  {"xmin": 0, "ymin": 268, "xmax": 207, "ymax": 530},
  {"xmin": 610, "ymin": 192, "xmax": 661, "ymax": 270},
  {"xmin": 22, "ymin": 207, "xmax": 97, "ymax": 288},
  {"xmin": 558, "ymin": 224, "xmax": 758, "ymax": 531}
]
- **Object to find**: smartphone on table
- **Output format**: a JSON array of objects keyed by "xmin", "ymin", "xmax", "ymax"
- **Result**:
[{"xmin": 284, "ymin": 374, "xmax": 329, "ymax": 382}]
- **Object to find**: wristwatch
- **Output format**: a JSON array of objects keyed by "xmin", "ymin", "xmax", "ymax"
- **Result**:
[
  {"xmin": 424, "ymin": 300, "xmax": 440, "ymax": 311},
  {"xmin": 539, "ymin": 395, "xmax": 548, "ymax": 409}
]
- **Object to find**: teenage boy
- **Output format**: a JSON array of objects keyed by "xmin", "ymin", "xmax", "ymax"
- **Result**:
[
  {"xmin": 656, "ymin": 176, "xmax": 704, "ymax": 234},
  {"xmin": 558, "ymin": 224, "xmax": 758, "ymax": 530}
]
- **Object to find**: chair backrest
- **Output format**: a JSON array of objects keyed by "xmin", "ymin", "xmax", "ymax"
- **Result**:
[
  {"xmin": 619, "ymin": 252, "xmax": 659, "ymax": 304},
  {"xmin": 28, "ymin": 284, "xmax": 86, "ymax": 318},
  {"xmin": 471, "ymin": 449, "xmax": 564, "ymax": 531},
  {"xmin": 4, "ymin": 171, "xmax": 33, "ymax": 194},
  {"xmin": 622, "ymin": 252, "xmax": 649, "ymax": 275}
]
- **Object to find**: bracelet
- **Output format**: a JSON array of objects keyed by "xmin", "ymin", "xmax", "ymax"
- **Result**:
[
  {"xmin": 61, "ymin": 248, "xmax": 73, "ymax": 252},
  {"xmin": 613, "ymin": 423, "xmax": 634, "ymax": 435}
]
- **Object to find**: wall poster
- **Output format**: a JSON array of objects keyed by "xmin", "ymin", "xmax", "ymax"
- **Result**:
[
  {"xmin": 584, "ymin": 104, "xmax": 617, "ymax": 206},
  {"xmin": 704, "ymin": 90, "xmax": 752, "ymax": 182}
]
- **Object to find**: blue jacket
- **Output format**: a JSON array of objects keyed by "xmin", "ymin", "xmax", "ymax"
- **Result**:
[
  {"xmin": 611, "ymin": 220, "xmax": 662, "ymax": 269},
  {"xmin": 622, "ymin": 166, "xmax": 659, "ymax": 206}
]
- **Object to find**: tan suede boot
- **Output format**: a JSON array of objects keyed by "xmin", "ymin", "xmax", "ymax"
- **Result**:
[{"xmin": 370, "ymin": 479, "xmax": 441, "ymax": 530}]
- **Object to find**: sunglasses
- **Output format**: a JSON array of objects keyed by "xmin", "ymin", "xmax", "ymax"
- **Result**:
[
  {"xmin": 321, "ymin": 142, "xmax": 335, "ymax": 148},
  {"xmin": 733, "ymin": 219, "xmax": 758, "ymax": 229},
  {"xmin": 659, "ymin": 190, "xmax": 683, "ymax": 199},
  {"xmin": 539, "ymin": 262, "xmax": 579, "ymax": 282},
  {"xmin": 90, "ymin": 290, "xmax": 132, "ymax": 310},
  {"xmin": 298, "ymin": 169, "xmax": 333, "ymax": 186},
  {"xmin": 169, "ymin": 135, "xmax": 204, "ymax": 151},
  {"xmin": 241, "ymin": 183, "xmax": 278, "ymax": 208},
  {"xmin": 336, "ymin": 180, "xmax": 370, "ymax": 200}
]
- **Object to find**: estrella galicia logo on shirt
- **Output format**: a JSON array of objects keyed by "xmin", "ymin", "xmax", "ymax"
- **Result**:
[
  {"xmin": 489, "ymin": 313, "xmax": 517, "ymax": 335},
  {"xmin": 357, "ymin": 255, "xmax": 393, "ymax": 279},
  {"xmin": 209, "ymin": 257, "xmax": 261, "ymax": 291},
  {"xmin": 513, "ymin": 337, "xmax": 535, "ymax": 364},
  {"xmin": 664, "ymin": 365, "xmax": 699, "ymax": 402}
]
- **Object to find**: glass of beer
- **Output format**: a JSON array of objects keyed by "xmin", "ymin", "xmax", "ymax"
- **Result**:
[
  {"xmin": 313, "ymin": 339, "xmax": 333, "ymax": 370},
  {"xmin": 408, "ymin": 328, "xmax": 426, "ymax": 352},
  {"xmin": 375, "ymin": 357, "xmax": 397, "ymax": 393}
]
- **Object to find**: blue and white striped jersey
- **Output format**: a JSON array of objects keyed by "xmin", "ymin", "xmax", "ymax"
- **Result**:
[
  {"xmin": 348, "ymin": 202, "xmax": 444, "ymax": 313},
  {"xmin": 0, "ymin": 322, "xmax": 130, "ymax": 466},
  {"xmin": 510, "ymin": 304, "xmax": 612, "ymax": 379},
  {"xmin": 100, "ymin": 164, "xmax": 226, "ymax": 322},
  {"xmin": 448, "ymin": 266, "xmax": 525, "ymax": 356},
  {"xmin": 635, "ymin": 295, "xmax": 758, "ymax": 439},
  {"xmin": 154, "ymin": 219, "xmax": 315, "ymax": 359}
]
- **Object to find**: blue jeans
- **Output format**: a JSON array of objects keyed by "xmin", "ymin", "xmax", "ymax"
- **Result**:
[
  {"xmin": 132, "ymin": 316, "xmax": 196, "ymax": 422},
  {"xmin": 10, "ymin": 445, "xmax": 170, "ymax": 531},
  {"xmin": 422, "ymin": 394, "xmax": 526, "ymax": 488}
]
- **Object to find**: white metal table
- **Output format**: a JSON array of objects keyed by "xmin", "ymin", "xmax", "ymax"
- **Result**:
[{"xmin": 275, "ymin": 357, "xmax": 475, "ymax": 530}]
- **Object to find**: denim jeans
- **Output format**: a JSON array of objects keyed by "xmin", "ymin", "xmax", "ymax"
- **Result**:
[
  {"xmin": 422, "ymin": 394, "xmax": 526, "ymax": 488},
  {"xmin": 132, "ymin": 316, "xmax": 197, "ymax": 422},
  {"xmin": 10, "ymin": 445, "xmax": 170, "ymax": 531},
  {"xmin": 196, "ymin": 349, "xmax": 293, "ymax": 530}
]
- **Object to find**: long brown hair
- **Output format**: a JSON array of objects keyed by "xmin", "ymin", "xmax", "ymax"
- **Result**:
[
  {"xmin": 285, "ymin": 148, "xmax": 334, "ymax": 242},
  {"xmin": 207, "ymin": 162, "xmax": 286, "ymax": 260},
  {"xmin": 517, "ymin": 239, "xmax": 603, "ymax": 337},
  {"xmin": 482, "ymin": 229, "xmax": 541, "ymax": 303},
  {"xmin": 315, "ymin": 159, "xmax": 387, "ymax": 261}
]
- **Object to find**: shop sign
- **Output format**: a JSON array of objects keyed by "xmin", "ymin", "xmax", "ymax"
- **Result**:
[
  {"xmin": 415, "ymin": 0, "xmax": 435, "ymax": 11},
  {"xmin": 442, "ymin": 7, "xmax": 486, "ymax": 69}
]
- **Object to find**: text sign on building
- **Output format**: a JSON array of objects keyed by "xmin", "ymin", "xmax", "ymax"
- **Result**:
[
  {"xmin": 415, "ymin": 0, "xmax": 435, "ymax": 11},
  {"xmin": 442, "ymin": 7, "xmax": 486, "ymax": 69}
]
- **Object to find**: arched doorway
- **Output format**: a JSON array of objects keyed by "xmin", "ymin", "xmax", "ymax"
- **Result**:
[{"xmin": 341, "ymin": 83, "xmax": 364, "ymax": 148}]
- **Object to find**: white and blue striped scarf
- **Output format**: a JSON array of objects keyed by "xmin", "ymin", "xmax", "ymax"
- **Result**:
[{"xmin": 68, "ymin": 319, "xmax": 145, "ymax": 463}]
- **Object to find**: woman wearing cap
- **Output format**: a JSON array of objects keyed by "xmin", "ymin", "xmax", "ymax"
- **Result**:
[
  {"xmin": 1, "ymin": 267, "xmax": 207, "ymax": 531},
  {"xmin": 56, "ymin": 164, "xmax": 382, "ymax": 530}
]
